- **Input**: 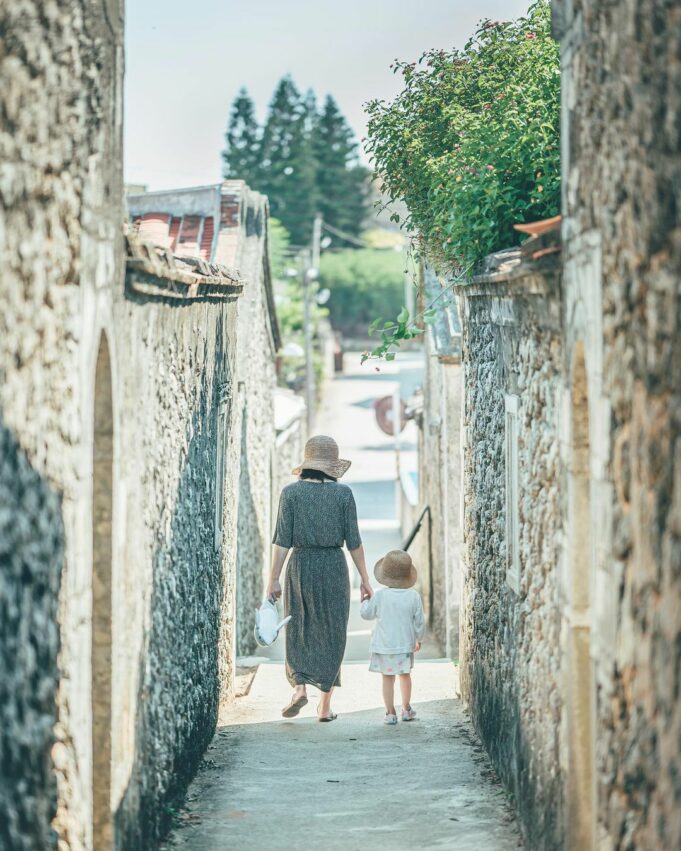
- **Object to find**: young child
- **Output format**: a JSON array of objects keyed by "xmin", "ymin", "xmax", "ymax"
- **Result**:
[{"xmin": 360, "ymin": 549, "xmax": 425, "ymax": 725}]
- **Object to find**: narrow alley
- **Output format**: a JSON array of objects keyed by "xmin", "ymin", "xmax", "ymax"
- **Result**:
[{"xmin": 163, "ymin": 355, "xmax": 522, "ymax": 851}]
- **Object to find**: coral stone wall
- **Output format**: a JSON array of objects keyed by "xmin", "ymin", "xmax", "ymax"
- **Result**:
[
  {"xmin": 458, "ymin": 273, "xmax": 565, "ymax": 849},
  {"xmin": 110, "ymin": 296, "xmax": 240, "ymax": 848},
  {"xmin": 0, "ymin": 426, "xmax": 64, "ymax": 850},
  {"xmin": 233, "ymin": 190, "xmax": 278, "ymax": 657},
  {"xmin": 0, "ymin": 1, "xmax": 124, "ymax": 848},
  {"xmin": 554, "ymin": 1, "xmax": 681, "ymax": 846},
  {"xmin": 418, "ymin": 354, "xmax": 463, "ymax": 659}
]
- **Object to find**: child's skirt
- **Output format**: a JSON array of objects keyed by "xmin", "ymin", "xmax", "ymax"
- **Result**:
[{"xmin": 369, "ymin": 652, "xmax": 414, "ymax": 675}]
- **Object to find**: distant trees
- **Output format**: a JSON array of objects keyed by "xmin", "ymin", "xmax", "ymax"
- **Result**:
[
  {"xmin": 313, "ymin": 96, "xmax": 369, "ymax": 241},
  {"xmin": 223, "ymin": 88, "xmax": 261, "ymax": 188},
  {"xmin": 223, "ymin": 77, "xmax": 369, "ymax": 247}
]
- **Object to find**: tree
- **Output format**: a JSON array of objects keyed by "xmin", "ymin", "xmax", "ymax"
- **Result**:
[
  {"xmin": 312, "ymin": 96, "xmax": 369, "ymax": 241},
  {"xmin": 259, "ymin": 76, "xmax": 318, "ymax": 246},
  {"xmin": 319, "ymin": 248, "xmax": 404, "ymax": 335},
  {"xmin": 222, "ymin": 87, "xmax": 261, "ymax": 187}
]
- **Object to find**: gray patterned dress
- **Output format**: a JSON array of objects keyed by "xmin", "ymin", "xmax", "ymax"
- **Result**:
[{"xmin": 272, "ymin": 480, "xmax": 362, "ymax": 693}]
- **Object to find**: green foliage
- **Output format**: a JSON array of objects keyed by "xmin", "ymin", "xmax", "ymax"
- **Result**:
[
  {"xmin": 361, "ymin": 264, "xmax": 471, "ymax": 364},
  {"xmin": 269, "ymin": 217, "xmax": 327, "ymax": 344},
  {"xmin": 222, "ymin": 78, "xmax": 370, "ymax": 248},
  {"xmin": 312, "ymin": 96, "xmax": 370, "ymax": 243},
  {"xmin": 365, "ymin": 1, "xmax": 560, "ymax": 270},
  {"xmin": 319, "ymin": 247, "xmax": 405, "ymax": 335},
  {"xmin": 222, "ymin": 88, "xmax": 261, "ymax": 187},
  {"xmin": 268, "ymin": 217, "xmax": 291, "ymax": 282}
]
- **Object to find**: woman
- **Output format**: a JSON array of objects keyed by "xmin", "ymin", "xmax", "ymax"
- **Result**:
[{"xmin": 266, "ymin": 435, "xmax": 373, "ymax": 721}]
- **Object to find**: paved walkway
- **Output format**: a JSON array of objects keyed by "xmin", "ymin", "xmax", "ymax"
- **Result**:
[{"xmin": 163, "ymin": 354, "xmax": 522, "ymax": 850}]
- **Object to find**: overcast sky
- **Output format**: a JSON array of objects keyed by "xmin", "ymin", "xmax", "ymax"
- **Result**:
[{"xmin": 124, "ymin": 0, "xmax": 530, "ymax": 190}]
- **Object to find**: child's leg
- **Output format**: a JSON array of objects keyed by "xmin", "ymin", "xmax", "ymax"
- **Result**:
[
  {"xmin": 398, "ymin": 673, "xmax": 412, "ymax": 710},
  {"xmin": 382, "ymin": 675, "xmax": 396, "ymax": 714}
]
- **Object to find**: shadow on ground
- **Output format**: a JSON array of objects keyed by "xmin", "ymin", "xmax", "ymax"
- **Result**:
[{"xmin": 162, "ymin": 696, "xmax": 521, "ymax": 851}]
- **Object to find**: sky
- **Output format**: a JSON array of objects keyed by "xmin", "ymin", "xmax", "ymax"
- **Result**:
[{"xmin": 124, "ymin": 0, "xmax": 530, "ymax": 191}]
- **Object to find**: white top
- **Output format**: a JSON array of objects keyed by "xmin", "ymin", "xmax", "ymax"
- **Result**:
[{"xmin": 360, "ymin": 588, "xmax": 426, "ymax": 654}]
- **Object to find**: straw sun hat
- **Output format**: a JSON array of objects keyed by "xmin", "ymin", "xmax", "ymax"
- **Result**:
[
  {"xmin": 374, "ymin": 549, "xmax": 417, "ymax": 589},
  {"xmin": 292, "ymin": 435, "xmax": 352, "ymax": 480}
]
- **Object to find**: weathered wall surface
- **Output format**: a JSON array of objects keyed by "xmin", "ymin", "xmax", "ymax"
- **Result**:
[
  {"xmin": 0, "ymin": 7, "xmax": 278, "ymax": 849},
  {"xmin": 413, "ymin": 265, "xmax": 463, "ymax": 659},
  {"xmin": 0, "ymin": 425, "xmax": 64, "ymax": 851},
  {"xmin": 231, "ymin": 186, "xmax": 278, "ymax": 657},
  {"xmin": 0, "ymin": 1, "xmax": 124, "ymax": 848},
  {"xmin": 457, "ymin": 267, "xmax": 565, "ymax": 850},
  {"xmin": 554, "ymin": 1, "xmax": 681, "ymax": 847},
  {"xmin": 110, "ymin": 297, "xmax": 240, "ymax": 848}
]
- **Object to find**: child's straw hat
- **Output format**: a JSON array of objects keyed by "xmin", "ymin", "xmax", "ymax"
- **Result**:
[
  {"xmin": 291, "ymin": 435, "xmax": 351, "ymax": 479},
  {"xmin": 374, "ymin": 549, "xmax": 417, "ymax": 589}
]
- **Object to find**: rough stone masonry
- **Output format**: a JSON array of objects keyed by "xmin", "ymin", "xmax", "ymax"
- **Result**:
[
  {"xmin": 448, "ymin": 3, "xmax": 681, "ymax": 849},
  {"xmin": 0, "ymin": 4, "xmax": 280, "ymax": 851}
]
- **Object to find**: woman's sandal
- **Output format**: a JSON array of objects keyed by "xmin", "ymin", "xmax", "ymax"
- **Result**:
[
  {"xmin": 281, "ymin": 693, "xmax": 308, "ymax": 718},
  {"xmin": 316, "ymin": 704, "xmax": 338, "ymax": 722}
]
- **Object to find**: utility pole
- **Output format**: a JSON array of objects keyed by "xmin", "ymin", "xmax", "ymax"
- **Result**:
[{"xmin": 312, "ymin": 212, "xmax": 323, "ymax": 270}]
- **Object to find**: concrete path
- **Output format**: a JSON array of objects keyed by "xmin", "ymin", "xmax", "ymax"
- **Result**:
[{"xmin": 162, "ymin": 354, "xmax": 522, "ymax": 850}]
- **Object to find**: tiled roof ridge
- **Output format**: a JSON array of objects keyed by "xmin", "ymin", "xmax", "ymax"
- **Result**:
[
  {"xmin": 125, "ymin": 232, "xmax": 243, "ymax": 301},
  {"xmin": 461, "ymin": 219, "xmax": 562, "ymax": 288}
]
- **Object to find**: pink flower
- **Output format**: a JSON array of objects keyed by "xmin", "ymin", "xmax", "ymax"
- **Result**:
[
  {"xmin": 486, "ymin": 164, "xmax": 494, "ymax": 171},
  {"xmin": 526, "ymin": 32, "xmax": 537, "ymax": 39}
]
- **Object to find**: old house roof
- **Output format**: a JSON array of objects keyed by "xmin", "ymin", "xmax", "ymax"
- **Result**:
[{"xmin": 126, "ymin": 181, "xmax": 281, "ymax": 349}]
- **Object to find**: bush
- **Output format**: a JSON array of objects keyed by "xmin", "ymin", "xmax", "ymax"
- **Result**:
[
  {"xmin": 320, "ymin": 248, "xmax": 405, "ymax": 335},
  {"xmin": 365, "ymin": 0, "xmax": 560, "ymax": 270}
]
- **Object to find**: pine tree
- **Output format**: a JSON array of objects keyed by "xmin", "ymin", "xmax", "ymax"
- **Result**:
[
  {"xmin": 222, "ymin": 87, "xmax": 261, "ymax": 187},
  {"xmin": 312, "ymin": 96, "xmax": 370, "ymax": 241},
  {"xmin": 259, "ymin": 76, "xmax": 318, "ymax": 246}
]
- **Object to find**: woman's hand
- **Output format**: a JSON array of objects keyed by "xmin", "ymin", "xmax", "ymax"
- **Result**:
[
  {"xmin": 266, "ymin": 579, "xmax": 282, "ymax": 602},
  {"xmin": 360, "ymin": 581, "xmax": 373, "ymax": 602},
  {"xmin": 415, "ymin": 641, "xmax": 422, "ymax": 652}
]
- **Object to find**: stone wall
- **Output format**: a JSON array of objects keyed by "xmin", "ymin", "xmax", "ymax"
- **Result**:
[
  {"xmin": 109, "ymin": 295, "xmax": 241, "ymax": 848},
  {"xmin": 0, "ymin": 425, "xmax": 64, "ymax": 850},
  {"xmin": 554, "ymin": 1, "xmax": 681, "ymax": 847},
  {"xmin": 414, "ymin": 265, "xmax": 463, "ymax": 658},
  {"xmin": 0, "ymin": 2, "xmax": 124, "ymax": 847},
  {"xmin": 232, "ymin": 185, "xmax": 279, "ymax": 657},
  {"xmin": 456, "ymin": 257, "xmax": 565, "ymax": 849},
  {"xmin": 0, "ymin": 6, "xmax": 278, "ymax": 849}
]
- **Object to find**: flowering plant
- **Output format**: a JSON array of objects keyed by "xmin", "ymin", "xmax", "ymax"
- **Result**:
[{"xmin": 365, "ymin": 0, "xmax": 560, "ymax": 271}]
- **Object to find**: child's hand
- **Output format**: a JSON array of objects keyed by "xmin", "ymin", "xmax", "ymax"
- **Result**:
[{"xmin": 414, "ymin": 641, "xmax": 422, "ymax": 652}]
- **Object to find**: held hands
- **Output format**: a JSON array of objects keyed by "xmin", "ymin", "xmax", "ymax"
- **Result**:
[
  {"xmin": 360, "ymin": 581, "xmax": 373, "ymax": 602},
  {"xmin": 415, "ymin": 641, "xmax": 422, "ymax": 652},
  {"xmin": 266, "ymin": 579, "xmax": 282, "ymax": 602}
]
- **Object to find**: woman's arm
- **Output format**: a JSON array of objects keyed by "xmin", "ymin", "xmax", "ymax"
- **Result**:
[
  {"xmin": 349, "ymin": 544, "xmax": 373, "ymax": 601},
  {"xmin": 266, "ymin": 544, "xmax": 289, "ymax": 601}
]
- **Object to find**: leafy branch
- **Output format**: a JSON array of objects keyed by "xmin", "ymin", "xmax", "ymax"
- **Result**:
[{"xmin": 361, "ymin": 264, "xmax": 472, "ymax": 363}]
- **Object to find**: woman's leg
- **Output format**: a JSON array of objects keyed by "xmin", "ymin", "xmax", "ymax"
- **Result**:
[
  {"xmin": 382, "ymin": 675, "xmax": 396, "ymax": 715},
  {"xmin": 319, "ymin": 686, "xmax": 334, "ymax": 717},
  {"xmin": 398, "ymin": 673, "xmax": 412, "ymax": 710}
]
